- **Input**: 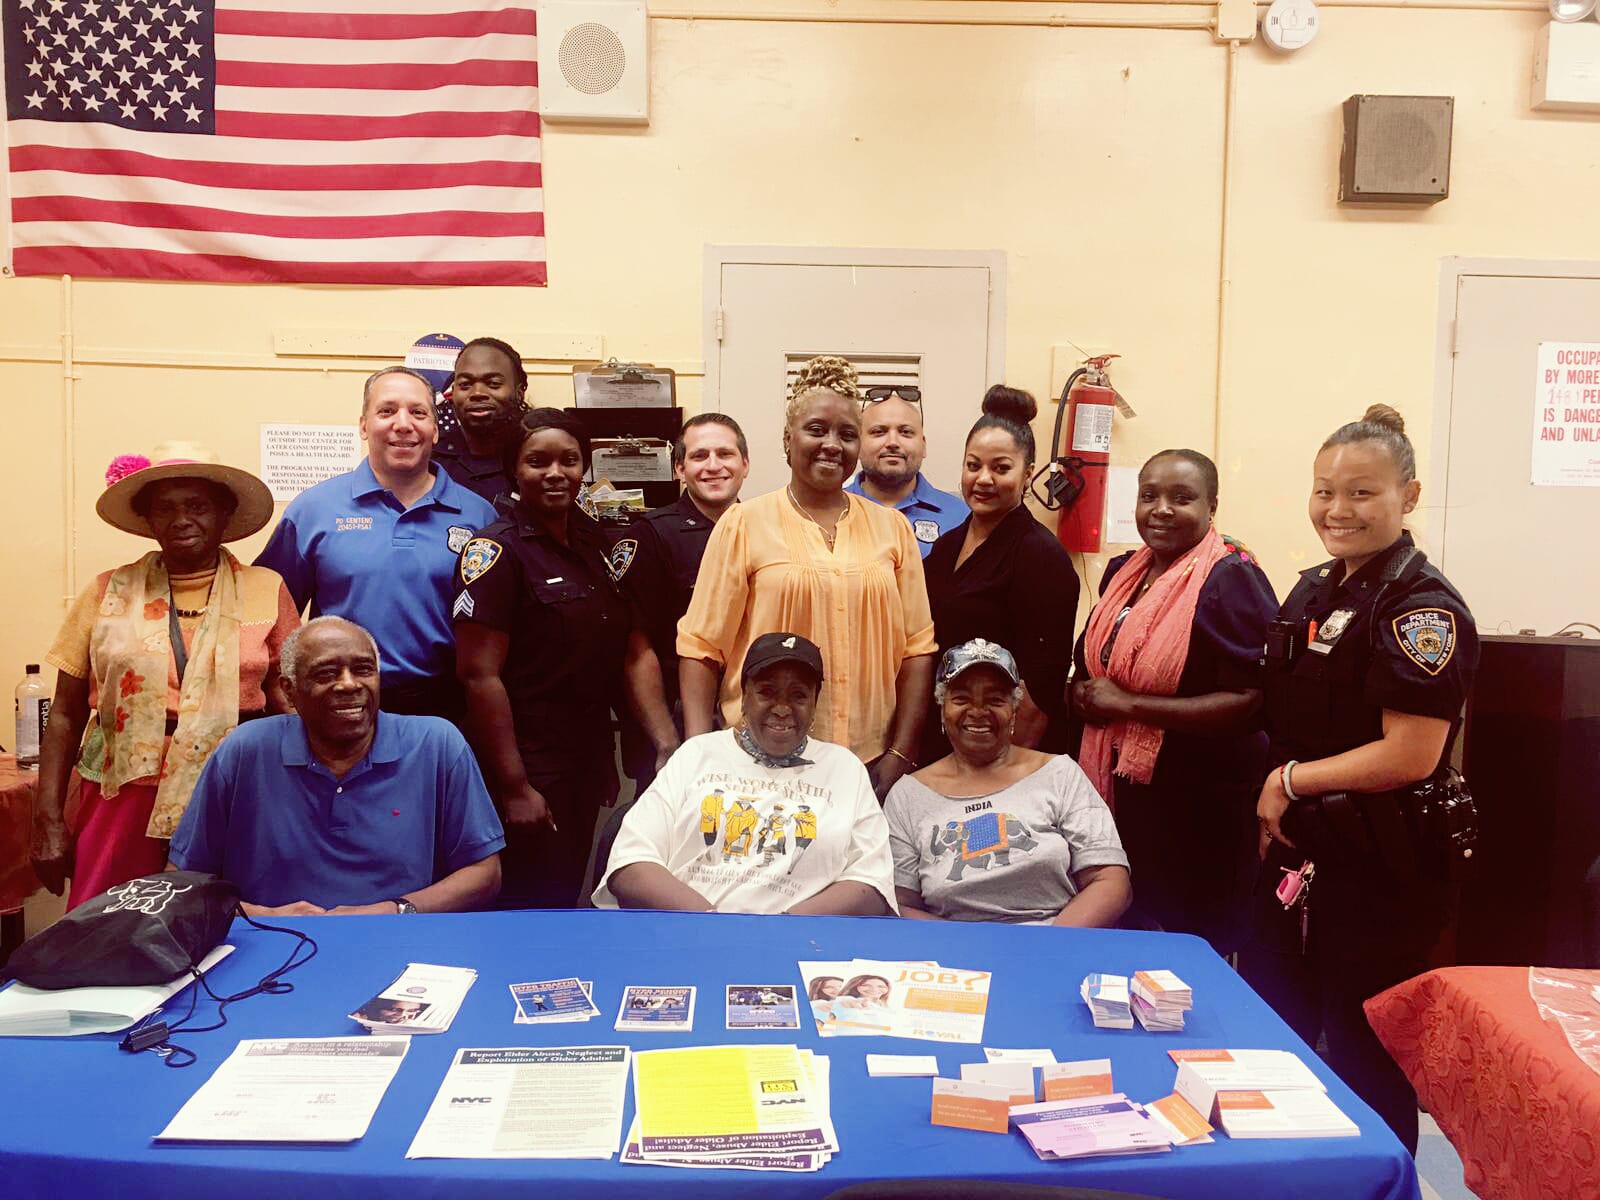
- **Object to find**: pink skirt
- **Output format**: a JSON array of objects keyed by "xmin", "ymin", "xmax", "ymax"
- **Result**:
[{"xmin": 66, "ymin": 780, "xmax": 168, "ymax": 910}]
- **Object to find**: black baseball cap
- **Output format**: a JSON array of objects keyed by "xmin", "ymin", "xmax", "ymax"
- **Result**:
[{"xmin": 740, "ymin": 632, "xmax": 825, "ymax": 684}]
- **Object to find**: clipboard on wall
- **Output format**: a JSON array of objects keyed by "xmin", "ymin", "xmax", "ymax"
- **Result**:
[{"xmin": 573, "ymin": 359, "xmax": 676, "ymax": 408}]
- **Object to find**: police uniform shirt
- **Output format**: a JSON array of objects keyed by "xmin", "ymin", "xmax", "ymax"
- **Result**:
[
  {"xmin": 1267, "ymin": 531, "xmax": 1479, "ymax": 767},
  {"xmin": 922, "ymin": 504, "xmax": 1080, "ymax": 758},
  {"xmin": 451, "ymin": 507, "xmax": 633, "ymax": 773},
  {"xmin": 607, "ymin": 491, "xmax": 716, "ymax": 696},
  {"xmin": 255, "ymin": 460, "xmax": 496, "ymax": 685},
  {"xmin": 845, "ymin": 472, "xmax": 969, "ymax": 558},
  {"xmin": 432, "ymin": 426, "xmax": 514, "ymax": 508}
]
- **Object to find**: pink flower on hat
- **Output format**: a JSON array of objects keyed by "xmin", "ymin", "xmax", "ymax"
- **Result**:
[{"xmin": 105, "ymin": 454, "xmax": 151, "ymax": 487}]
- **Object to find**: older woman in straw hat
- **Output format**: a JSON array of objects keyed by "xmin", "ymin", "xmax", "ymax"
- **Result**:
[{"xmin": 30, "ymin": 442, "xmax": 300, "ymax": 909}]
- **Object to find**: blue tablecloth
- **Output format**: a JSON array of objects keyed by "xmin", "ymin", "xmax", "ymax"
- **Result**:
[{"xmin": 0, "ymin": 911, "xmax": 1420, "ymax": 1200}]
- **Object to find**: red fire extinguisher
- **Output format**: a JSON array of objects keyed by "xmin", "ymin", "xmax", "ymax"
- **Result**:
[{"xmin": 1032, "ymin": 354, "xmax": 1119, "ymax": 553}]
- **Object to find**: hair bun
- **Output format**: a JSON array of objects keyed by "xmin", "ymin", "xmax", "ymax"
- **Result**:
[
  {"xmin": 1361, "ymin": 404, "xmax": 1405, "ymax": 435},
  {"xmin": 982, "ymin": 384, "xmax": 1037, "ymax": 427}
]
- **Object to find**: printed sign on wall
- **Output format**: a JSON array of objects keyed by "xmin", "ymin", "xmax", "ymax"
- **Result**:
[{"xmin": 1532, "ymin": 342, "xmax": 1600, "ymax": 487}]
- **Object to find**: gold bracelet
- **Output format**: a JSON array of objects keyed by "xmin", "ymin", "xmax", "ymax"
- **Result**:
[{"xmin": 887, "ymin": 746, "xmax": 917, "ymax": 769}]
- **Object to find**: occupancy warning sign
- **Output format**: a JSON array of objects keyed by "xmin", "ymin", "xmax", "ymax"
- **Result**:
[{"xmin": 1532, "ymin": 342, "xmax": 1600, "ymax": 487}]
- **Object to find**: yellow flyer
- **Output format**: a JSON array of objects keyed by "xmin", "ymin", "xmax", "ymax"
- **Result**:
[{"xmin": 633, "ymin": 1044, "xmax": 835, "ymax": 1158}]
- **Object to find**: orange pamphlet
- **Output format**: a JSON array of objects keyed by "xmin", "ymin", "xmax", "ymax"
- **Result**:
[
  {"xmin": 1147, "ymin": 1092, "xmax": 1215, "ymax": 1145},
  {"xmin": 930, "ymin": 1078, "xmax": 1012, "ymax": 1134},
  {"xmin": 1041, "ymin": 1059, "xmax": 1114, "ymax": 1102}
]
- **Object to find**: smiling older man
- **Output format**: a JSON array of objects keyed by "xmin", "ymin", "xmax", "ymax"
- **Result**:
[{"xmin": 167, "ymin": 616, "xmax": 504, "ymax": 916}]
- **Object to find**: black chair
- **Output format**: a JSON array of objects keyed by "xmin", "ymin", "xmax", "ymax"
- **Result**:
[
  {"xmin": 586, "ymin": 798, "xmax": 638, "ymax": 905},
  {"xmin": 825, "ymin": 1183, "xmax": 1170, "ymax": 1200}
]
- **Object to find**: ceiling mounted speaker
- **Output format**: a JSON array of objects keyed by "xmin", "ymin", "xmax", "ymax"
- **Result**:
[
  {"xmin": 539, "ymin": 1, "xmax": 650, "ymax": 125},
  {"xmin": 1339, "ymin": 94, "xmax": 1453, "ymax": 205}
]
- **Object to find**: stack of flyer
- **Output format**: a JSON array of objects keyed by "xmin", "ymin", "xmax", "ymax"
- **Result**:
[
  {"xmin": 622, "ymin": 1044, "xmax": 838, "ymax": 1172},
  {"xmin": 1010, "ymin": 1095, "xmax": 1175, "ymax": 1161},
  {"xmin": 799, "ymin": 959, "xmax": 990, "ymax": 1044},
  {"xmin": 1131, "ymin": 971, "xmax": 1192, "ymax": 1032},
  {"xmin": 349, "ymin": 963, "xmax": 476, "ymax": 1033},
  {"xmin": 1171, "ymin": 1048, "xmax": 1355, "ymax": 1138},
  {"xmin": 510, "ymin": 978, "xmax": 599, "ymax": 1024},
  {"xmin": 1080, "ymin": 973, "xmax": 1133, "ymax": 1029}
]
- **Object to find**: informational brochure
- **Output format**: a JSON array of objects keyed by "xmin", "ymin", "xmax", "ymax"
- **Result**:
[
  {"xmin": 1041, "ymin": 1058, "xmax": 1115, "ymax": 1102},
  {"xmin": 615, "ymin": 986, "xmax": 695, "ymax": 1032},
  {"xmin": 1170, "ymin": 1049, "xmax": 1325, "ymax": 1119},
  {"xmin": 632, "ymin": 1043, "xmax": 837, "ymax": 1159},
  {"xmin": 155, "ymin": 1037, "xmax": 408, "ymax": 1143},
  {"xmin": 799, "ymin": 959, "xmax": 990, "ymax": 1044},
  {"xmin": 406, "ymin": 1046, "xmax": 631, "ymax": 1160},
  {"xmin": 349, "ymin": 963, "xmax": 476, "ymax": 1034},
  {"xmin": 1213, "ymin": 1089, "xmax": 1359, "ymax": 1139},
  {"xmin": 960, "ymin": 1061, "xmax": 1036, "ymax": 1106},
  {"xmin": 511, "ymin": 978, "xmax": 599, "ymax": 1024},
  {"xmin": 1009, "ymin": 1096, "xmax": 1174, "ymax": 1161},
  {"xmin": 726, "ymin": 984, "xmax": 801, "ymax": 1030},
  {"xmin": 0, "ymin": 944, "xmax": 234, "ymax": 1037},
  {"xmin": 1146, "ymin": 1092, "xmax": 1215, "ymax": 1145}
]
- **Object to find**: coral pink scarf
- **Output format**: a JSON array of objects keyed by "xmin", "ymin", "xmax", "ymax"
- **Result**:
[{"xmin": 1078, "ymin": 527, "xmax": 1230, "ymax": 806}]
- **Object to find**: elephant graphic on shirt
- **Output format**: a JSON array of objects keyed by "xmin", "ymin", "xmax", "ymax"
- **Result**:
[{"xmin": 929, "ymin": 812, "xmax": 1040, "ymax": 882}]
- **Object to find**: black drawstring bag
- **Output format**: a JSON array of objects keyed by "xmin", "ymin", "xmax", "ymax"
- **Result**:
[{"xmin": 3, "ymin": 871, "xmax": 240, "ymax": 989}]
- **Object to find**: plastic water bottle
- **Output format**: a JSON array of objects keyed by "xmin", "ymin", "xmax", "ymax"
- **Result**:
[{"xmin": 14, "ymin": 663, "xmax": 48, "ymax": 769}]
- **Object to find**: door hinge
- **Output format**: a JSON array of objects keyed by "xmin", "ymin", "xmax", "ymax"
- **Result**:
[{"xmin": 714, "ymin": 308, "xmax": 726, "ymax": 343}]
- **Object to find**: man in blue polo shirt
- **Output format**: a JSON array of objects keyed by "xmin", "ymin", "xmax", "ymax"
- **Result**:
[
  {"xmin": 255, "ymin": 366, "xmax": 496, "ymax": 722},
  {"xmin": 169, "ymin": 617, "xmax": 504, "ymax": 915},
  {"xmin": 846, "ymin": 387, "xmax": 967, "ymax": 557}
]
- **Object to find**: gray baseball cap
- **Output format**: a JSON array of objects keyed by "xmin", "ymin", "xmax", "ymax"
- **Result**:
[{"xmin": 937, "ymin": 638, "xmax": 1021, "ymax": 688}]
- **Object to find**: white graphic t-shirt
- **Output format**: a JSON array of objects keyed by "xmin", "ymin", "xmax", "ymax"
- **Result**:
[{"xmin": 592, "ymin": 730, "xmax": 897, "ymax": 915}]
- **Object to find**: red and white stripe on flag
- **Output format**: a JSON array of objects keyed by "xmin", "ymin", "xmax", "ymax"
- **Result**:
[{"xmin": 3, "ymin": 0, "xmax": 544, "ymax": 286}]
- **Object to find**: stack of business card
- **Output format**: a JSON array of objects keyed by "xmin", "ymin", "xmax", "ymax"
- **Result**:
[
  {"xmin": 350, "ymin": 963, "xmax": 477, "ymax": 1034},
  {"xmin": 510, "ymin": 978, "xmax": 600, "ymax": 1024},
  {"xmin": 1131, "ymin": 971, "xmax": 1192, "ymax": 1032},
  {"xmin": 1080, "ymin": 973, "xmax": 1133, "ymax": 1029}
]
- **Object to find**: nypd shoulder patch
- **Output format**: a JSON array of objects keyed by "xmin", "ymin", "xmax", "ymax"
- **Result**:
[
  {"xmin": 608, "ymin": 538, "xmax": 639, "ymax": 581},
  {"xmin": 459, "ymin": 537, "xmax": 502, "ymax": 585},
  {"xmin": 1392, "ymin": 608, "xmax": 1457, "ymax": 676}
]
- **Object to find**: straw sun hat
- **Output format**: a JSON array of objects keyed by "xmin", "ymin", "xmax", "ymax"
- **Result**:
[{"xmin": 95, "ymin": 441, "xmax": 275, "ymax": 543}]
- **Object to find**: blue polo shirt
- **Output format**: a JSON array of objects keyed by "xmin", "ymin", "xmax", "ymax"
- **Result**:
[
  {"xmin": 169, "ymin": 713, "xmax": 505, "ymax": 909},
  {"xmin": 845, "ymin": 471, "xmax": 969, "ymax": 558},
  {"xmin": 255, "ymin": 460, "xmax": 495, "ymax": 684}
]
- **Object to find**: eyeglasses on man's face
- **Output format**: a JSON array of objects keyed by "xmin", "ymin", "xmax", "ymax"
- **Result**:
[{"xmin": 862, "ymin": 386, "xmax": 922, "ymax": 405}]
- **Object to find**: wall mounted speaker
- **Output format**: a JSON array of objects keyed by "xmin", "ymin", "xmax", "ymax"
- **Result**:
[
  {"xmin": 1339, "ymin": 94, "xmax": 1453, "ymax": 205},
  {"xmin": 539, "ymin": 1, "xmax": 650, "ymax": 125}
]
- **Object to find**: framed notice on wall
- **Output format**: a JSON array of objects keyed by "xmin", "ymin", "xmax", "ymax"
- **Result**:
[
  {"xmin": 260, "ymin": 424, "xmax": 362, "ymax": 501},
  {"xmin": 1532, "ymin": 342, "xmax": 1600, "ymax": 487}
]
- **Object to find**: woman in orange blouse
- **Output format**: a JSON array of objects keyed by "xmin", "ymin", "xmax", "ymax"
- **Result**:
[{"xmin": 678, "ymin": 356, "xmax": 937, "ymax": 798}]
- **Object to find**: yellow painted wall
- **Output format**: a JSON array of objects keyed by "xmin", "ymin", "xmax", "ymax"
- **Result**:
[{"xmin": 3, "ymin": 0, "xmax": 1597, "ymax": 695}]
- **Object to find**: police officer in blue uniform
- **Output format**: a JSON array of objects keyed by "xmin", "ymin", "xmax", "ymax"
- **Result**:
[
  {"xmin": 432, "ymin": 337, "xmax": 529, "ymax": 508},
  {"xmin": 454, "ymin": 408, "xmax": 679, "ymax": 908},
  {"xmin": 1241, "ymin": 405, "xmax": 1480, "ymax": 1155},
  {"xmin": 256, "ymin": 366, "xmax": 496, "ymax": 723},
  {"xmin": 609, "ymin": 413, "xmax": 750, "ymax": 790}
]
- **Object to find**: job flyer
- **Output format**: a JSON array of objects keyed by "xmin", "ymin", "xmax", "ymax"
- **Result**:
[{"xmin": 406, "ymin": 1046, "xmax": 631, "ymax": 1160}]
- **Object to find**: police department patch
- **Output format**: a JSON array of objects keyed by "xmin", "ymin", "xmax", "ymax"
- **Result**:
[
  {"xmin": 459, "ymin": 538, "xmax": 502, "ymax": 584},
  {"xmin": 1393, "ymin": 608, "xmax": 1457, "ymax": 676},
  {"xmin": 447, "ymin": 525, "xmax": 472, "ymax": 554},
  {"xmin": 608, "ymin": 538, "xmax": 639, "ymax": 581},
  {"xmin": 913, "ymin": 519, "xmax": 940, "ymax": 543}
]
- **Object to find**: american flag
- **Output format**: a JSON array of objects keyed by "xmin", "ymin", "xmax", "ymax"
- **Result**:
[{"xmin": 1, "ymin": 0, "xmax": 544, "ymax": 285}]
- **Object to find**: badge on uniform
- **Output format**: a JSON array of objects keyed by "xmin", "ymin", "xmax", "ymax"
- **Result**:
[
  {"xmin": 459, "ymin": 538, "xmax": 501, "ymax": 584},
  {"xmin": 913, "ymin": 519, "xmax": 940, "ymax": 544},
  {"xmin": 447, "ymin": 525, "xmax": 473, "ymax": 554},
  {"xmin": 608, "ymin": 538, "xmax": 639, "ymax": 581},
  {"xmin": 1393, "ymin": 609, "xmax": 1457, "ymax": 676},
  {"xmin": 1307, "ymin": 607, "xmax": 1356, "ymax": 656}
]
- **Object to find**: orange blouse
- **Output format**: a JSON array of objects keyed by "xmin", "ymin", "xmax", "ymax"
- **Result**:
[{"xmin": 677, "ymin": 488, "xmax": 937, "ymax": 761}]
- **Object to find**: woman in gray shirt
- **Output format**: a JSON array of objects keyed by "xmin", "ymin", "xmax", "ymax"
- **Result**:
[{"xmin": 885, "ymin": 640, "xmax": 1131, "ymax": 925}]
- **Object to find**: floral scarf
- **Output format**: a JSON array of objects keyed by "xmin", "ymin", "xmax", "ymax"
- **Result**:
[
  {"xmin": 89, "ymin": 549, "xmax": 243, "ymax": 838},
  {"xmin": 735, "ymin": 724, "xmax": 814, "ymax": 769}
]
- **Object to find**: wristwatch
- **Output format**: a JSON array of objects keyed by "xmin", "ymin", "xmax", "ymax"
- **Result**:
[{"xmin": 392, "ymin": 897, "xmax": 418, "ymax": 915}]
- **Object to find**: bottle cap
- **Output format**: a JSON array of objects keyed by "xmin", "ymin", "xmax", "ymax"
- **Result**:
[{"xmin": 25, "ymin": 663, "xmax": 39, "ymax": 673}]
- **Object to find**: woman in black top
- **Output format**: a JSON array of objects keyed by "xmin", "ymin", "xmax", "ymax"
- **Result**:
[
  {"xmin": 921, "ymin": 387, "xmax": 1079, "ymax": 763},
  {"xmin": 454, "ymin": 409, "xmax": 679, "ymax": 908},
  {"xmin": 1069, "ymin": 449, "xmax": 1278, "ymax": 952},
  {"xmin": 1242, "ymin": 405, "xmax": 1479, "ymax": 1155}
]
